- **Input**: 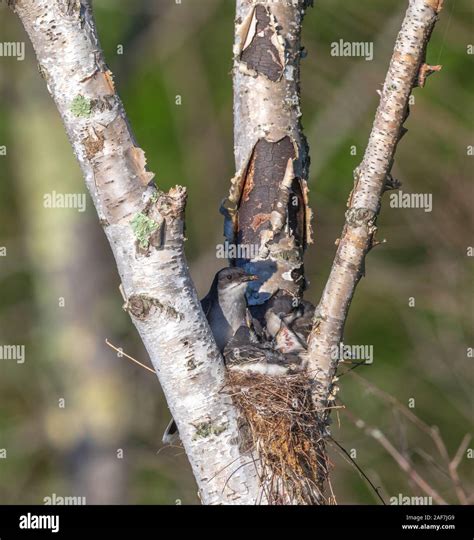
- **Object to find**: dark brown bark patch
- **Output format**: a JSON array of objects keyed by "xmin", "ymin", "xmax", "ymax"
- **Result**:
[
  {"xmin": 251, "ymin": 212, "xmax": 271, "ymax": 231},
  {"xmin": 236, "ymin": 137, "xmax": 295, "ymax": 259},
  {"xmin": 240, "ymin": 5, "xmax": 283, "ymax": 82},
  {"xmin": 83, "ymin": 130, "xmax": 104, "ymax": 159}
]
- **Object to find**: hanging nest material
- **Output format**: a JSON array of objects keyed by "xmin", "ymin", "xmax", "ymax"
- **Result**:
[{"xmin": 224, "ymin": 370, "xmax": 330, "ymax": 505}]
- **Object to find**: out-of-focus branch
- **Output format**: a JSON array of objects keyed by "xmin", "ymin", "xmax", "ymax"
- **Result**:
[
  {"xmin": 449, "ymin": 435, "xmax": 471, "ymax": 505},
  {"xmin": 344, "ymin": 409, "xmax": 448, "ymax": 505},
  {"xmin": 307, "ymin": 0, "xmax": 445, "ymax": 408},
  {"xmin": 349, "ymin": 372, "xmax": 471, "ymax": 504},
  {"xmin": 11, "ymin": 0, "xmax": 262, "ymax": 504}
]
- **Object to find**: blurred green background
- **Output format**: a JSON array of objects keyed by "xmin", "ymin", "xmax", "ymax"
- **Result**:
[{"xmin": 0, "ymin": 0, "xmax": 472, "ymax": 504}]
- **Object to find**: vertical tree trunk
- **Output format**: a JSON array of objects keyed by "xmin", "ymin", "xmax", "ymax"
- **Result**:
[
  {"xmin": 223, "ymin": 0, "xmax": 327, "ymax": 505},
  {"xmin": 223, "ymin": 0, "xmax": 313, "ymax": 309}
]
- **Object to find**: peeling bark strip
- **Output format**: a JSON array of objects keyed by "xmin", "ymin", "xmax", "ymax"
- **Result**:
[
  {"xmin": 224, "ymin": 0, "xmax": 313, "ymax": 305},
  {"xmin": 240, "ymin": 5, "xmax": 284, "ymax": 81},
  {"xmin": 12, "ymin": 0, "xmax": 263, "ymax": 504},
  {"xmin": 307, "ymin": 0, "xmax": 444, "ymax": 409}
]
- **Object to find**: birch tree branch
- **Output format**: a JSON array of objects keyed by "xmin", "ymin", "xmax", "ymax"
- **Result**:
[
  {"xmin": 223, "ymin": 0, "xmax": 313, "ymax": 306},
  {"xmin": 11, "ymin": 0, "xmax": 262, "ymax": 504},
  {"xmin": 307, "ymin": 0, "xmax": 445, "ymax": 409}
]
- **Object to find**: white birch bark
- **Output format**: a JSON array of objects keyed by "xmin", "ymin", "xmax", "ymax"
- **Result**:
[
  {"xmin": 223, "ymin": 0, "xmax": 313, "ymax": 304},
  {"xmin": 227, "ymin": 1, "xmax": 327, "ymax": 504},
  {"xmin": 307, "ymin": 0, "xmax": 445, "ymax": 410},
  {"xmin": 11, "ymin": 0, "xmax": 262, "ymax": 504}
]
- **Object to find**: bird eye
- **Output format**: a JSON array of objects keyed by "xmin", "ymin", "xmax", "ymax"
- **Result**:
[{"xmin": 227, "ymin": 275, "xmax": 232, "ymax": 281}]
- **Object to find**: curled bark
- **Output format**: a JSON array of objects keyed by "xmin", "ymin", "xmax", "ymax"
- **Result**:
[
  {"xmin": 222, "ymin": 0, "xmax": 313, "ymax": 307},
  {"xmin": 11, "ymin": 0, "xmax": 262, "ymax": 504},
  {"xmin": 307, "ymin": 0, "xmax": 445, "ymax": 411}
]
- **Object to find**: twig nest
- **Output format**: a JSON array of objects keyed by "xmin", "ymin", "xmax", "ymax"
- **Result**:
[{"xmin": 224, "ymin": 370, "xmax": 329, "ymax": 505}]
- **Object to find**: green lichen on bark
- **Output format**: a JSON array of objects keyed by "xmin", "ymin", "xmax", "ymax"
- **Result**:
[
  {"xmin": 70, "ymin": 95, "xmax": 92, "ymax": 117},
  {"xmin": 193, "ymin": 421, "xmax": 228, "ymax": 440},
  {"xmin": 130, "ymin": 212, "xmax": 160, "ymax": 249}
]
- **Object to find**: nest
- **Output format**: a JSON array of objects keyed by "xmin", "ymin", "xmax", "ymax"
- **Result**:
[{"xmin": 225, "ymin": 370, "xmax": 330, "ymax": 505}]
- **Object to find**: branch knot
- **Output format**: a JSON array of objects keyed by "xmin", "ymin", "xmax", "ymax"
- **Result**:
[{"xmin": 345, "ymin": 207, "xmax": 377, "ymax": 228}]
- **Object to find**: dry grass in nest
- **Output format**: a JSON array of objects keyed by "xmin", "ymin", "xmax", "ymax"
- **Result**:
[{"xmin": 225, "ymin": 370, "xmax": 329, "ymax": 505}]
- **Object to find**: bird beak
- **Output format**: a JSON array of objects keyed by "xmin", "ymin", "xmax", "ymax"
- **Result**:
[{"xmin": 241, "ymin": 273, "xmax": 259, "ymax": 282}]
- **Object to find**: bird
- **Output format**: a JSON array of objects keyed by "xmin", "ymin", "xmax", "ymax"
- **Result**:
[
  {"xmin": 162, "ymin": 267, "xmax": 258, "ymax": 445},
  {"xmin": 264, "ymin": 293, "xmax": 314, "ymax": 353},
  {"xmin": 224, "ymin": 324, "xmax": 303, "ymax": 376},
  {"xmin": 290, "ymin": 299, "xmax": 315, "ymax": 343},
  {"xmin": 200, "ymin": 267, "xmax": 258, "ymax": 352}
]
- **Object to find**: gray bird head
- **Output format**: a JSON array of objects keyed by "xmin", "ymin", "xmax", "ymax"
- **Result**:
[{"xmin": 216, "ymin": 267, "xmax": 258, "ymax": 294}]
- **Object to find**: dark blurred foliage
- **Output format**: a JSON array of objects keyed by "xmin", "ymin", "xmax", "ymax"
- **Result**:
[{"xmin": 0, "ymin": 0, "xmax": 472, "ymax": 504}]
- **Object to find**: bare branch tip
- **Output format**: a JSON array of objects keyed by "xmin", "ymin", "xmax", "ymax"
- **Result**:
[{"xmin": 168, "ymin": 184, "xmax": 187, "ymax": 201}]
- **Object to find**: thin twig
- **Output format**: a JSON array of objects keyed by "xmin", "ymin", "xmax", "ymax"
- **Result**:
[
  {"xmin": 344, "ymin": 409, "xmax": 448, "ymax": 505},
  {"xmin": 328, "ymin": 436, "xmax": 386, "ymax": 505},
  {"xmin": 351, "ymin": 371, "xmax": 470, "ymax": 503},
  {"xmin": 105, "ymin": 339, "xmax": 156, "ymax": 374},
  {"xmin": 448, "ymin": 435, "xmax": 471, "ymax": 505}
]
